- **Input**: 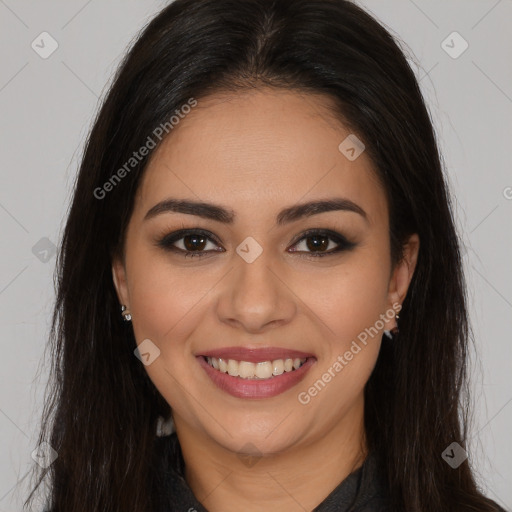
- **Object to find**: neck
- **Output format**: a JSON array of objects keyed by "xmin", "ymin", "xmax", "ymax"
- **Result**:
[{"xmin": 174, "ymin": 398, "xmax": 367, "ymax": 512}]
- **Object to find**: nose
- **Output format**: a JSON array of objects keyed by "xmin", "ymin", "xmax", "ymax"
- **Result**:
[{"xmin": 215, "ymin": 251, "xmax": 297, "ymax": 334}]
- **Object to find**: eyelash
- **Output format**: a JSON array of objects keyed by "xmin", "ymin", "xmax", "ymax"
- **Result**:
[{"xmin": 156, "ymin": 228, "xmax": 356, "ymax": 259}]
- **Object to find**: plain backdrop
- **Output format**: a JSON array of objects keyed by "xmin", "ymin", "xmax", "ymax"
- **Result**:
[{"xmin": 0, "ymin": 1, "xmax": 510, "ymax": 510}]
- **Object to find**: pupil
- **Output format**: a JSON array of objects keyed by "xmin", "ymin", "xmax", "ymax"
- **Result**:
[
  {"xmin": 307, "ymin": 235, "xmax": 328, "ymax": 252},
  {"xmin": 184, "ymin": 234, "xmax": 206, "ymax": 251}
]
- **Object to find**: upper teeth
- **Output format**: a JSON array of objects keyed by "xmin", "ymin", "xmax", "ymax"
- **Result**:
[{"xmin": 206, "ymin": 357, "xmax": 307, "ymax": 379}]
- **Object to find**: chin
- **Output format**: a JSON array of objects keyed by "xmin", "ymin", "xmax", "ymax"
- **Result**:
[{"xmin": 208, "ymin": 422, "xmax": 303, "ymax": 458}]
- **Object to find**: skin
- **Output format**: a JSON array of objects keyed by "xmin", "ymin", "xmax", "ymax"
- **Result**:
[{"xmin": 112, "ymin": 88, "xmax": 419, "ymax": 512}]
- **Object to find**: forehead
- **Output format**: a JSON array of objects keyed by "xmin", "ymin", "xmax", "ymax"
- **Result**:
[{"xmin": 135, "ymin": 88, "xmax": 387, "ymax": 225}]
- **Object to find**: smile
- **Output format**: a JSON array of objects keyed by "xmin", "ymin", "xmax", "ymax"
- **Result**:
[{"xmin": 196, "ymin": 353, "xmax": 316, "ymax": 399}]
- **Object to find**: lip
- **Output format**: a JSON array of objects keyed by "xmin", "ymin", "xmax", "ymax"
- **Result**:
[
  {"xmin": 197, "ymin": 354, "xmax": 316, "ymax": 399},
  {"xmin": 198, "ymin": 346, "xmax": 315, "ymax": 363}
]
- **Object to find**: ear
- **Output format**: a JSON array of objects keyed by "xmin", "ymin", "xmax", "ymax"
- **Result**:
[
  {"xmin": 112, "ymin": 256, "xmax": 130, "ymax": 308},
  {"xmin": 386, "ymin": 233, "xmax": 420, "ymax": 327}
]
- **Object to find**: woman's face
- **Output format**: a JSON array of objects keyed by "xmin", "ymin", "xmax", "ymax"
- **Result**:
[{"xmin": 113, "ymin": 88, "xmax": 418, "ymax": 456}]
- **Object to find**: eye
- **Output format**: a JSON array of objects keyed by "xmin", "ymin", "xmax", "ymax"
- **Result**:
[
  {"xmin": 288, "ymin": 229, "xmax": 356, "ymax": 257},
  {"xmin": 156, "ymin": 229, "xmax": 223, "ymax": 258}
]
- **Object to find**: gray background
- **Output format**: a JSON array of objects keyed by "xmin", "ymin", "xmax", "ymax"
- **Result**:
[{"xmin": 0, "ymin": 0, "xmax": 510, "ymax": 510}]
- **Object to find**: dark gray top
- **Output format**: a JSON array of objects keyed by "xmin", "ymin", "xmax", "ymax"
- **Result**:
[{"xmin": 153, "ymin": 433, "xmax": 390, "ymax": 511}]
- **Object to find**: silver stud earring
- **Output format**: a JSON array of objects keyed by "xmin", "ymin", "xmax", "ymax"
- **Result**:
[
  {"xmin": 121, "ymin": 305, "xmax": 132, "ymax": 322},
  {"xmin": 156, "ymin": 415, "xmax": 175, "ymax": 437},
  {"xmin": 384, "ymin": 311, "xmax": 400, "ymax": 339}
]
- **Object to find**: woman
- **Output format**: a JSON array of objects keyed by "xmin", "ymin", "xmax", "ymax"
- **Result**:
[{"xmin": 27, "ymin": 0, "xmax": 506, "ymax": 511}]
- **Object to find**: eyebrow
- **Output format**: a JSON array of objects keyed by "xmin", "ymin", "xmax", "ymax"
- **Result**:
[{"xmin": 144, "ymin": 197, "xmax": 368, "ymax": 225}]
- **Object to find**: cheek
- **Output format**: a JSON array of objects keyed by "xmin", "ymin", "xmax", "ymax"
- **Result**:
[
  {"xmin": 295, "ymin": 248, "xmax": 390, "ymax": 399},
  {"xmin": 126, "ymin": 254, "xmax": 212, "ymax": 414},
  {"xmin": 125, "ymin": 243, "xmax": 211, "ymax": 346},
  {"xmin": 295, "ymin": 262, "xmax": 388, "ymax": 419},
  {"xmin": 299, "ymin": 254, "xmax": 390, "ymax": 347}
]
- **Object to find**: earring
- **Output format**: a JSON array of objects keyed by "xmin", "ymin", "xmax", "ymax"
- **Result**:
[
  {"xmin": 156, "ymin": 415, "xmax": 175, "ymax": 437},
  {"xmin": 121, "ymin": 305, "xmax": 132, "ymax": 322},
  {"xmin": 384, "ymin": 311, "xmax": 400, "ymax": 339},
  {"xmin": 390, "ymin": 311, "xmax": 400, "ymax": 336}
]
